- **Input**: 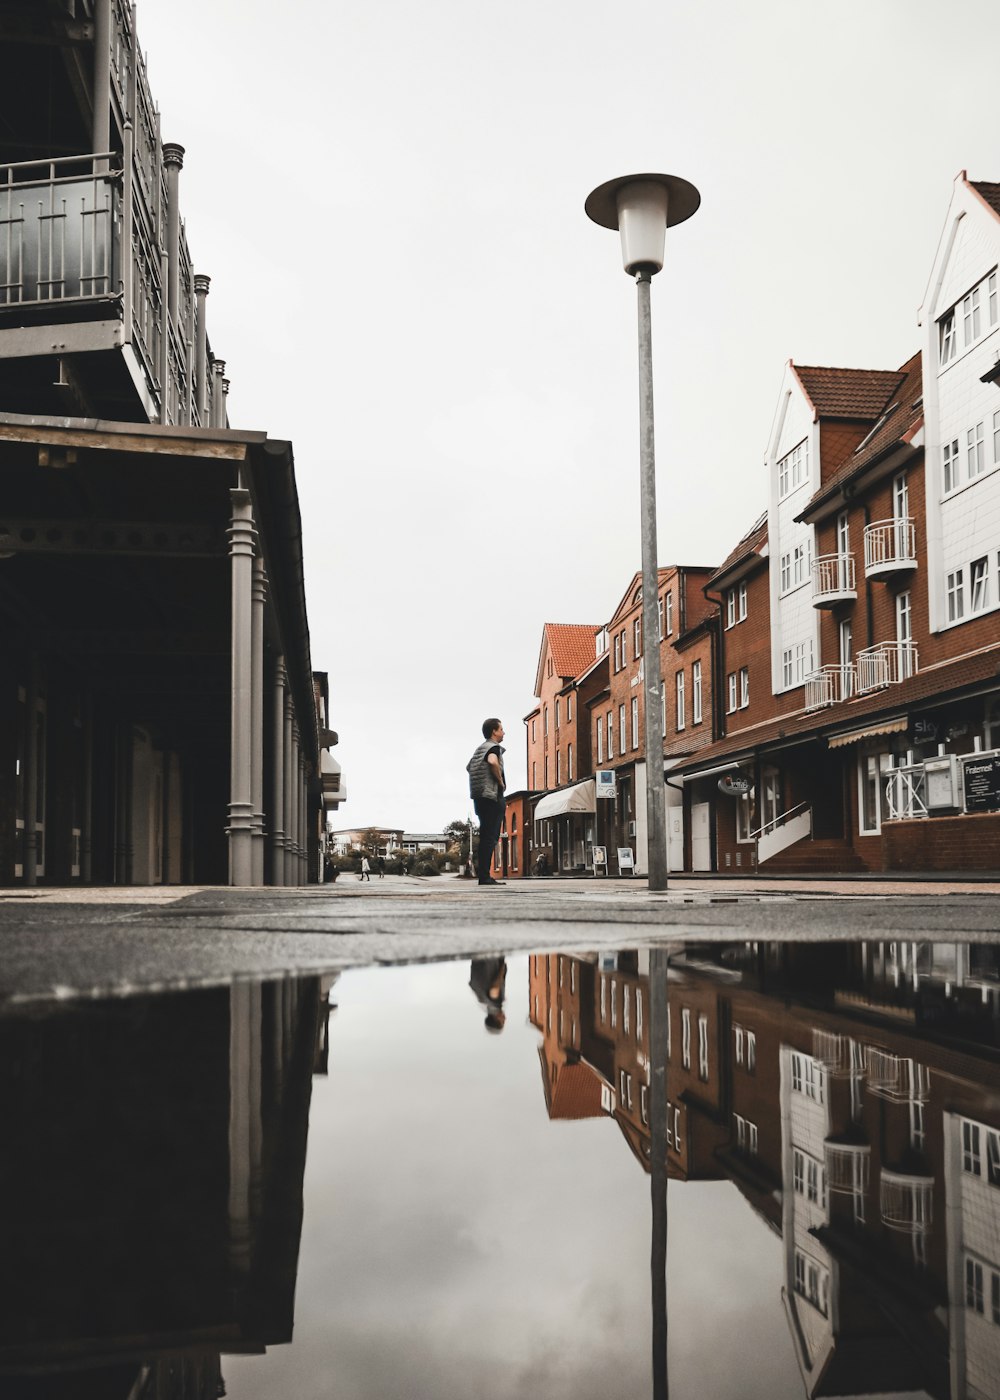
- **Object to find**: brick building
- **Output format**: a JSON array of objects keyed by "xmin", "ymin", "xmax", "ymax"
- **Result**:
[{"xmin": 522, "ymin": 169, "xmax": 1000, "ymax": 876}]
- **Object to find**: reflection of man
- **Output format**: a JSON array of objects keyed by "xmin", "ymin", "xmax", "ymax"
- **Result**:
[
  {"xmin": 469, "ymin": 957, "xmax": 507, "ymax": 1032},
  {"xmin": 466, "ymin": 718, "xmax": 506, "ymax": 886}
]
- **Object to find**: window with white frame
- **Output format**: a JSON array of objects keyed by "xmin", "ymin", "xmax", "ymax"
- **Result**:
[
  {"xmin": 630, "ymin": 697, "xmax": 638, "ymax": 750},
  {"xmin": 740, "ymin": 667, "xmax": 749, "ymax": 708},
  {"xmin": 692, "ymin": 660, "xmax": 702, "ymax": 723},
  {"xmin": 963, "ymin": 1120, "xmax": 982, "ymax": 1174},
  {"xmin": 991, "ymin": 271, "xmax": 999, "ymax": 326},
  {"xmin": 614, "ymin": 633, "xmax": 621, "ymax": 673},
  {"xmin": 783, "ymin": 641, "xmax": 813, "ymax": 687},
  {"xmin": 793, "ymin": 542, "xmax": 808, "ymax": 587},
  {"xmin": 737, "ymin": 791, "xmax": 752, "ymax": 842},
  {"xmin": 698, "ymin": 1013, "xmax": 709, "ymax": 1081},
  {"xmin": 791, "ymin": 1051, "xmax": 824, "ymax": 1103},
  {"xmin": 971, "ymin": 556, "xmax": 990, "ymax": 613},
  {"xmin": 747, "ymin": 1030, "xmax": 756, "ymax": 1072},
  {"xmin": 837, "ymin": 510, "xmax": 850, "ymax": 557},
  {"xmin": 943, "ymin": 437, "xmax": 960, "ymax": 493},
  {"xmin": 555, "ymin": 698, "xmax": 560, "ymax": 729},
  {"xmin": 894, "ymin": 471, "xmax": 909, "ymax": 521},
  {"xmin": 568, "ymin": 743, "xmax": 574, "ymax": 781},
  {"xmin": 623, "ymin": 984, "xmax": 630, "ymax": 1035},
  {"xmin": 636, "ymin": 986, "xmax": 643, "ymax": 1040},
  {"xmin": 676, "ymin": 671, "xmax": 685, "ymax": 730},
  {"xmin": 606, "ymin": 708, "xmax": 614, "ymax": 759},
  {"xmin": 657, "ymin": 595, "xmax": 664, "ymax": 639},
  {"xmin": 738, "ymin": 580, "xmax": 747, "ymax": 620},
  {"xmin": 939, "ymin": 310, "xmax": 957, "ymax": 365},
  {"xmin": 665, "ymin": 591, "xmax": 674, "ymax": 635},
  {"xmin": 556, "ymin": 750, "xmax": 561, "ymax": 784},
  {"xmin": 660, "ymin": 680, "xmax": 665, "ymax": 734},
  {"xmin": 793, "ymin": 1252, "xmax": 830, "ymax": 1317},
  {"xmin": 896, "ymin": 591, "xmax": 912, "ymax": 660},
  {"xmin": 994, "ymin": 408, "xmax": 1000, "ymax": 465},
  {"xmin": 782, "ymin": 648, "xmax": 794, "ymax": 688},
  {"xmin": 778, "ymin": 440, "xmax": 808, "ymax": 498},
  {"xmin": 947, "ymin": 569, "xmax": 965, "ymax": 623},
  {"xmin": 734, "ymin": 1025, "xmax": 744, "ymax": 1065},
  {"xmin": 681, "ymin": 1007, "xmax": 691, "ymax": 1069},
  {"xmin": 969, "ymin": 421, "xmax": 986, "ymax": 479},
  {"xmin": 610, "ymin": 978, "xmax": 617, "ymax": 1028},
  {"xmin": 727, "ymin": 672, "xmax": 737, "ymax": 713},
  {"xmin": 633, "ymin": 617, "xmax": 642, "ymax": 658},
  {"xmin": 726, "ymin": 589, "xmax": 736, "ymax": 628},
  {"xmin": 964, "ymin": 284, "xmax": 982, "ymax": 345},
  {"xmin": 543, "ymin": 706, "xmax": 548, "ymax": 735},
  {"xmin": 531, "ymin": 717, "xmax": 536, "ymax": 742},
  {"xmin": 567, "ymin": 694, "xmax": 572, "ymax": 721},
  {"xmin": 596, "ymin": 716, "xmax": 603, "ymax": 765},
  {"xmin": 618, "ymin": 703, "xmax": 626, "ymax": 755},
  {"xmin": 780, "ymin": 552, "xmax": 792, "ymax": 593}
]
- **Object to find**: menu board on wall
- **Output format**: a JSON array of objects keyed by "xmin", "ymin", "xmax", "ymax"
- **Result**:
[{"xmin": 962, "ymin": 754, "xmax": 1000, "ymax": 812}]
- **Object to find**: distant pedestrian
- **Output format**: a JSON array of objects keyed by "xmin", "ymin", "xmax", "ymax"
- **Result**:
[
  {"xmin": 466, "ymin": 717, "xmax": 506, "ymax": 887},
  {"xmin": 377, "ymin": 855, "xmax": 385, "ymax": 879},
  {"xmin": 359, "ymin": 855, "xmax": 371, "ymax": 882}
]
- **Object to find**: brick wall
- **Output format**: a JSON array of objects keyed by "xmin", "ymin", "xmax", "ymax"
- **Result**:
[{"xmin": 882, "ymin": 812, "xmax": 1000, "ymax": 871}]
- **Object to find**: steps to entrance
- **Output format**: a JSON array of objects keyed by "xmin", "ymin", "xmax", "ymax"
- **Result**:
[{"xmin": 760, "ymin": 837, "xmax": 868, "ymax": 875}]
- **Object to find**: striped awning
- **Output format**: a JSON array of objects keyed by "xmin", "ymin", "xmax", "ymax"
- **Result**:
[{"xmin": 827, "ymin": 716, "xmax": 908, "ymax": 749}]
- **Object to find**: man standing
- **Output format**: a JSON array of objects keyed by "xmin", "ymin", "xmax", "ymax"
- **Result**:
[{"xmin": 466, "ymin": 718, "xmax": 507, "ymax": 887}]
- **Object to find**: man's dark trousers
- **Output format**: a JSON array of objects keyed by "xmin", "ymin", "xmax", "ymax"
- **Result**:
[{"xmin": 474, "ymin": 797, "xmax": 505, "ymax": 883}]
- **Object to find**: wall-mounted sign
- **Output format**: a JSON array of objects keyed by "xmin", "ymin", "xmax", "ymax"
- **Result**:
[
  {"xmin": 718, "ymin": 775, "xmax": 753, "ymax": 797},
  {"xmin": 595, "ymin": 770, "xmax": 617, "ymax": 799},
  {"xmin": 912, "ymin": 717, "xmax": 938, "ymax": 743},
  {"xmin": 963, "ymin": 754, "xmax": 1000, "ymax": 812}
]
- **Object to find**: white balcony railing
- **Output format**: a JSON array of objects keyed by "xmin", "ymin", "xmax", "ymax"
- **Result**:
[
  {"xmin": 880, "ymin": 1170, "xmax": 933, "ymax": 1234},
  {"xmin": 826, "ymin": 1142, "xmax": 871, "ymax": 1194},
  {"xmin": 856, "ymin": 642, "xmax": 918, "ymax": 694},
  {"xmin": 864, "ymin": 518, "xmax": 917, "ymax": 577},
  {"xmin": 812, "ymin": 552, "xmax": 856, "ymax": 607},
  {"xmin": 804, "ymin": 665, "xmax": 855, "ymax": 711},
  {"xmin": 865, "ymin": 1049, "xmax": 930, "ymax": 1102},
  {"xmin": 884, "ymin": 763, "xmax": 928, "ymax": 820}
]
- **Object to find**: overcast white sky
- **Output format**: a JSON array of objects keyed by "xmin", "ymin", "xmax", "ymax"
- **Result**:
[{"xmin": 140, "ymin": 0, "xmax": 1000, "ymax": 833}]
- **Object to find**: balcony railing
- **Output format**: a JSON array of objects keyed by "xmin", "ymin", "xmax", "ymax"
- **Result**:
[
  {"xmin": 880, "ymin": 1170, "xmax": 933, "ymax": 1234},
  {"xmin": 0, "ymin": 154, "xmax": 119, "ymax": 307},
  {"xmin": 856, "ymin": 642, "xmax": 918, "ymax": 694},
  {"xmin": 826, "ymin": 1141, "xmax": 871, "ymax": 1194},
  {"xmin": 864, "ymin": 518, "xmax": 917, "ymax": 577},
  {"xmin": 812, "ymin": 552, "xmax": 856, "ymax": 607},
  {"xmin": 804, "ymin": 665, "xmax": 855, "ymax": 711},
  {"xmin": 865, "ymin": 1049, "xmax": 930, "ymax": 1102}
]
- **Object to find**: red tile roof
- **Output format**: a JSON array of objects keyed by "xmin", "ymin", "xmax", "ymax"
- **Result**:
[
  {"xmin": 544, "ymin": 623, "xmax": 601, "ymax": 681},
  {"xmin": 708, "ymin": 512, "xmax": 768, "ymax": 588},
  {"xmin": 792, "ymin": 364, "xmax": 904, "ymax": 420},
  {"xmin": 971, "ymin": 181, "xmax": 1000, "ymax": 219},
  {"xmin": 800, "ymin": 352, "xmax": 923, "ymax": 516}
]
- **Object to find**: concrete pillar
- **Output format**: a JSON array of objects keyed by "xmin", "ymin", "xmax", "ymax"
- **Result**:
[
  {"xmin": 251, "ymin": 556, "xmax": 266, "ymax": 886},
  {"xmin": 24, "ymin": 662, "xmax": 38, "ymax": 886},
  {"xmin": 271, "ymin": 657, "xmax": 286, "ymax": 886},
  {"xmin": 299, "ymin": 752, "xmax": 308, "ymax": 883},
  {"xmin": 162, "ymin": 143, "xmax": 185, "ymax": 326},
  {"xmin": 92, "ymin": 0, "xmax": 112, "ymax": 172},
  {"xmin": 283, "ymin": 693, "xmax": 295, "ymax": 886},
  {"xmin": 228, "ymin": 980, "xmax": 261, "ymax": 1274},
  {"xmin": 213, "ymin": 359, "xmax": 226, "ymax": 429},
  {"xmin": 194, "ymin": 274, "xmax": 210, "ymax": 424},
  {"xmin": 228, "ymin": 489, "xmax": 255, "ymax": 886}
]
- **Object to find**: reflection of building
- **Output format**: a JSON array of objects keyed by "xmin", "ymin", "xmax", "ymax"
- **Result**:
[
  {"xmin": 529, "ymin": 940, "xmax": 1000, "ymax": 1397},
  {"xmin": 0, "ymin": 2, "xmax": 337, "ymax": 887},
  {"xmin": 0, "ymin": 975, "xmax": 326, "ymax": 1393}
]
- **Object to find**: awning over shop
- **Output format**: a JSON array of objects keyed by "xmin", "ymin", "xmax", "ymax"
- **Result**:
[
  {"xmin": 827, "ymin": 716, "xmax": 908, "ymax": 749},
  {"xmin": 534, "ymin": 778, "xmax": 596, "ymax": 820},
  {"xmin": 670, "ymin": 761, "xmax": 740, "ymax": 785}
]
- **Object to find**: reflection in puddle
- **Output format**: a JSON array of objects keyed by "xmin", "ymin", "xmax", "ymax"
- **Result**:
[{"xmin": 3, "ymin": 942, "xmax": 1000, "ymax": 1398}]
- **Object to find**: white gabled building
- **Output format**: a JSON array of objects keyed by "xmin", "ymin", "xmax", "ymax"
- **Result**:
[{"xmin": 920, "ymin": 174, "xmax": 1000, "ymax": 636}]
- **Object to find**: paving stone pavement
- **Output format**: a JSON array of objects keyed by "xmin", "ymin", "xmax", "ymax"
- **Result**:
[{"xmin": 1, "ymin": 874, "xmax": 999, "ymax": 1007}]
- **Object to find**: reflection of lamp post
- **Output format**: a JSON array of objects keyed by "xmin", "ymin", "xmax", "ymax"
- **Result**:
[
  {"xmin": 648, "ymin": 946, "xmax": 670, "ymax": 1399},
  {"xmin": 585, "ymin": 174, "xmax": 700, "ymax": 891}
]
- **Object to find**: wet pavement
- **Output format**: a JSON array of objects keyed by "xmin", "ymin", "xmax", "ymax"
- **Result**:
[{"xmin": 3, "ymin": 882, "xmax": 1000, "ymax": 1398}]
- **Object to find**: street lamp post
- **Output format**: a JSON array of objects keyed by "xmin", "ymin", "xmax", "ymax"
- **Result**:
[{"xmin": 585, "ymin": 174, "xmax": 700, "ymax": 892}]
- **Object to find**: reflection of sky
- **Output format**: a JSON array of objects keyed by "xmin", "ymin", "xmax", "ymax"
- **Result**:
[{"xmin": 225, "ymin": 957, "xmax": 803, "ymax": 1399}]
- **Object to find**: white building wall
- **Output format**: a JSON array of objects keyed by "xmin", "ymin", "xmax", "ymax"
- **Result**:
[
  {"xmin": 767, "ymin": 370, "xmax": 821, "ymax": 694},
  {"xmin": 921, "ymin": 179, "xmax": 1000, "ymax": 634}
]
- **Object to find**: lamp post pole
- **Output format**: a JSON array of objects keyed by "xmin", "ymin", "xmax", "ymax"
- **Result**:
[{"xmin": 585, "ymin": 173, "xmax": 700, "ymax": 893}]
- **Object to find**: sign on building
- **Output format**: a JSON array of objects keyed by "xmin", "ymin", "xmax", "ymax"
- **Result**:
[
  {"xmin": 962, "ymin": 753, "xmax": 1000, "ymax": 812},
  {"xmin": 596, "ymin": 770, "xmax": 617, "ymax": 799}
]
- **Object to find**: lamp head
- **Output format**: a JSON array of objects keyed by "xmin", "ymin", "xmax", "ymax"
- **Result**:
[{"xmin": 585, "ymin": 172, "xmax": 700, "ymax": 275}]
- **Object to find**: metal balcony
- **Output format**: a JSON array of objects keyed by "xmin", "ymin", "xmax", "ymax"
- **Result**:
[
  {"xmin": 804, "ymin": 665, "xmax": 855, "ymax": 711},
  {"xmin": 856, "ymin": 643, "xmax": 918, "ymax": 694},
  {"xmin": 879, "ymin": 1170, "xmax": 933, "ymax": 1234},
  {"xmin": 864, "ymin": 518, "xmax": 917, "ymax": 578},
  {"xmin": 812, "ymin": 552, "xmax": 856, "ymax": 607},
  {"xmin": 864, "ymin": 1048, "xmax": 930, "ymax": 1102},
  {"xmin": 825, "ymin": 1141, "xmax": 871, "ymax": 1194}
]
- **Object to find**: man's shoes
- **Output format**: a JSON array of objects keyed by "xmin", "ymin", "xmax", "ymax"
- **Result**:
[{"xmin": 478, "ymin": 877, "xmax": 506, "ymax": 886}]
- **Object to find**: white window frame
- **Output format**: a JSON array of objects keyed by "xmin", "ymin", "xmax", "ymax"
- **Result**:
[
  {"xmin": 692, "ymin": 660, "xmax": 702, "ymax": 724},
  {"xmin": 968, "ymin": 421, "xmax": 986, "ymax": 479},
  {"xmin": 726, "ymin": 589, "xmax": 736, "ymax": 628},
  {"xmin": 739, "ymin": 666, "xmax": 749, "ymax": 709},
  {"xmin": 971, "ymin": 556, "xmax": 990, "ymax": 614},
  {"xmin": 727, "ymin": 672, "xmax": 737, "ymax": 713},
  {"xmin": 697, "ymin": 1013, "xmax": 709, "ymax": 1081},
  {"xmin": 619, "ymin": 703, "xmax": 626, "ymax": 754},
  {"xmin": 606, "ymin": 708, "xmax": 614, "ymax": 759},
  {"xmin": 633, "ymin": 617, "xmax": 642, "ymax": 659},
  {"xmin": 676, "ymin": 671, "xmax": 685, "ymax": 731},
  {"xmin": 943, "ymin": 437, "xmax": 960, "ymax": 493},
  {"xmin": 939, "ymin": 310, "xmax": 957, "ymax": 365},
  {"xmin": 665, "ymin": 591, "xmax": 674, "ymax": 636},
  {"xmin": 596, "ymin": 716, "xmax": 603, "ymax": 765},
  {"xmin": 681, "ymin": 1007, "xmax": 691, "ymax": 1069},
  {"xmin": 947, "ymin": 568, "xmax": 965, "ymax": 623},
  {"xmin": 630, "ymin": 696, "xmax": 638, "ymax": 750},
  {"xmin": 738, "ymin": 580, "xmax": 747, "ymax": 620}
]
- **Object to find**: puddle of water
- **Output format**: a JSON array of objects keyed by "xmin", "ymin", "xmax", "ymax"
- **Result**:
[{"xmin": 2, "ymin": 940, "xmax": 999, "ymax": 1399}]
